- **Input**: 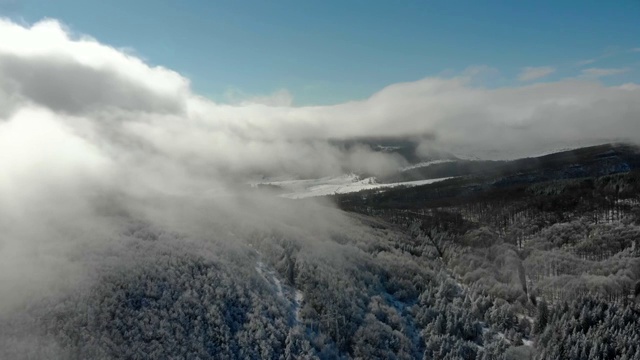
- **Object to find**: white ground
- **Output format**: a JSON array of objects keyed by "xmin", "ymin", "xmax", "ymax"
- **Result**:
[
  {"xmin": 255, "ymin": 259, "xmax": 304, "ymax": 325},
  {"xmin": 259, "ymin": 174, "xmax": 452, "ymax": 199},
  {"xmin": 401, "ymin": 159, "xmax": 455, "ymax": 171},
  {"xmin": 294, "ymin": 290, "xmax": 304, "ymax": 323}
]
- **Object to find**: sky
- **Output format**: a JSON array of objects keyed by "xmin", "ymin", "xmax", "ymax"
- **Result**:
[{"xmin": 2, "ymin": 0, "xmax": 639, "ymax": 105}]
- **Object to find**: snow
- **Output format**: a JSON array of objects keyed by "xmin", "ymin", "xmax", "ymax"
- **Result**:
[
  {"xmin": 260, "ymin": 174, "xmax": 452, "ymax": 199},
  {"xmin": 516, "ymin": 314, "xmax": 535, "ymax": 324},
  {"xmin": 452, "ymin": 153, "xmax": 482, "ymax": 161},
  {"xmin": 528, "ymin": 146, "xmax": 581, "ymax": 158},
  {"xmin": 481, "ymin": 324, "xmax": 513, "ymax": 345},
  {"xmin": 482, "ymin": 323, "xmax": 534, "ymax": 347},
  {"xmin": 255, "ymin": 261, "xmax": 285, "ymax": 299},
  {"xmin": 255, "ymin": 259, "xmax": 303, "ymax": 325},
  {"xmin": 294, "ymin": 290, "xmax": 304, "ymax": 323},
  {"xmin": 495, "ymin": 331, "xmax": 507, "ymax": 342},
  {"xmin": 374, "ymin": 145, "xmax": 402, "ymax": 152},
  {"xmin": 401, "ymin": 159, "xmax": 455, "ymax": 171},
  {"xmin": 523, "ymin": 142, "xmax": 614, "ymax": 159}
]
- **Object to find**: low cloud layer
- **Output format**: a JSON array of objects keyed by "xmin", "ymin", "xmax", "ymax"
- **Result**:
[
  {"xmin": 2, "ymin": 19, "xmax": 639, "ymax": 179},
  {"xmin": 581, "ymin": 67, "xmax": 629, "ymax": 78},
  {"xmin": 518, "ymin": 66, "xmax": 556, "ymax": 81},
  {"xmin": 1, "ymin": 18, "xmax": 640, "ymax": 314}
]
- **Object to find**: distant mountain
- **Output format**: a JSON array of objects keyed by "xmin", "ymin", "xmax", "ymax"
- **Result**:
[
  {"xmin": 381, "ymin": 143, "xmax": 640, "ymax": 184},
  {"xmin": 257, "ymin": 143, "xmax": 640, "ymax": 199},
  {"xmin": 332, "ymin": 142, "xmax": 640, "ymax": 211},
  {"xmin": 329, "ymin": 136, "xmax": 458, "ymax": 165}
]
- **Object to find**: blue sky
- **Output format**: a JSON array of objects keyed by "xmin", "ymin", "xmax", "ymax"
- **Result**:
[{"xmin": 3, "ymin": 0, "xmax": 640, "ymax": 105}]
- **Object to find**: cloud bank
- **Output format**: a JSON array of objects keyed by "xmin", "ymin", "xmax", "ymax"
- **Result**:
[
  {"xmin": 581, "ymin": 67, "xmax": 629, "ymax": 78},
  {"xmin": 2, "ymin": 18, "xmax": 639, "ymax": 180},
  {"xmin": 518, "ymin": 66, "xmax": 556, "ymax": 81}
]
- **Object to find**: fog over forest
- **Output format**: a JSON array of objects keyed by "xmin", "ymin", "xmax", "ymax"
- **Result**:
[{"xmin": 2, "ymin": 18, "xmax": 640, "ymax": 360}]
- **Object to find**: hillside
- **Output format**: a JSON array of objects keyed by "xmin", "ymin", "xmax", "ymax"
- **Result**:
[
  {"xmin": 2, "ymin": 144, "xmax": 640, "ymax": 359},
  {"xmin": 329, "ymin": 143, "xmax": 640, "ymax": 359}
]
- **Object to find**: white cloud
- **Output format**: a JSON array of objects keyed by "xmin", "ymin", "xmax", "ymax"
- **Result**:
[
  {"xmin": 0, "ymin": 19, "xmax": 190, "ymax": 112},
  {"xmin": 224, "ymin": 88, "xmax": 294, "ymax": 106},
  {"xmin": 580, "ymin": 67, "xmax": 629, "ymax": 78},
  {"xmin": 617, "ymin": 83, "xmax": 640, "ymax": 91},
  {"xmin": 576, "ymin": 59, "xmax": 596, "ymax": 66},
  {"xmin": 1, "ymin": 18, "xmax": 638, "ymax": 176},
  {"xmin": 518, "ymin": 66, "xmax": 556, "ymax": 81},
  {"xmin": 244, "ymin": 89, "xmax": 294, "ymax": 107}
]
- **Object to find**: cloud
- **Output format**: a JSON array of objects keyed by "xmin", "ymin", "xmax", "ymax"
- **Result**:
[
  {"xmin": 576, "ymin": 59, "xmax": 596, "ymax": 66},
  {"xmin": 245, "ymin": 89, "xmax": 294, "ymax": 106},
  {"xmin": 518, "ymin": 66, "xmax": 556, "ymax": 81},
  {"xmin": 631, "ymin": 48, "xmax": 640, "ymax": 53},
  {"xmin": 0, "ymin": 52, "xmax": 185, "ymax": 115},
  {"xmin": 618, "ymin": 83, "xmax": 640, "ymax": 91},
  {"xmin": 0, "ymin": 19, "xmax": 189, "ymax": 116},
  {"xmin": 224, "ymin": 88, "xmax": 294, "ymax": 106},
  {"xmin": 1, "ymin": 19, "xmax": 639, "ymax": 174},
  {"xmin": 577, "ymin": 47, "xmax": 629, "ymax": 67},
  {"xmin": 580, "ymin": 67, "xmax": 629, "ymax": 78}
]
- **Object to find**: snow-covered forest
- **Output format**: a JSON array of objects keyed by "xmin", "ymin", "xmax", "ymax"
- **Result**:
[
  {"xmin": 0, "ymin": 197, "xmax": 529, "ymax": 359},
  {"xmin": 332, "ymin": 152, "xmax": 640, "ymax": 359},
  {"xmin": 2, "ymin": 153, "xmax": 640, "ymax": 359}
]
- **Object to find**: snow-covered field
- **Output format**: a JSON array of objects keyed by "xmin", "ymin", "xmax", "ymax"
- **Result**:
[
  {"xmin": 255, "ymin": 259, "xmax": 304, "ymax": 325},
  {"xmin": 401, "ymin": 159, "xmax": 455, "ymax": 171},
  {"xmin": 259, "ymin": 174, "xmax": 452, "ymax": 199}
]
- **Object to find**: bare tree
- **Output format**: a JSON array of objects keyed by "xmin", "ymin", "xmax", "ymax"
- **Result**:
[{"xmin": 409, "ymin": 221, "xmax": 449, "ymax": 259}]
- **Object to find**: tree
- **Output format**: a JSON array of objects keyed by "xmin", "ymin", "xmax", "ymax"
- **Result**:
[{"xmin": 533, "ymin": 300, "xmax": 549, "ymax": 335}]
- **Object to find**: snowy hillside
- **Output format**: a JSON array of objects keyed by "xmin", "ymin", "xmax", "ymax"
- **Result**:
[{"xmin": 259, "ymin": 174, "xmax": 452, "ymax": 199}]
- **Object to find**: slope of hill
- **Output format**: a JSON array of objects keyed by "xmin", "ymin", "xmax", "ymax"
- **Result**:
[
  {"xmin": 2, "ymin": 144, "xmax": 640, "ymax": 360},
  {"xmin": 382, "ymin": 143, "xmax": 640, "ymax": 184},
  {"xmin": 0, "ymin": 199, "xmax": 528, "ymax": 359},
  {"xmin": 327, "ymin": 143, "xmax": 640, "ymax": 359},
  {"xmin": 257, "ymin": 174, "xmax": 451, "ymax": 199}
]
